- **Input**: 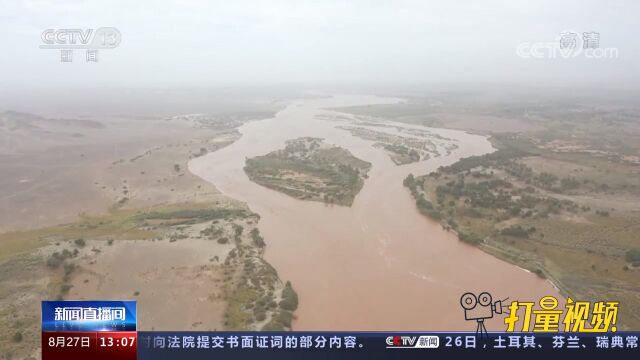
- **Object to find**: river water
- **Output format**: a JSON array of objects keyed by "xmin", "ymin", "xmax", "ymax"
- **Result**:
[{"xmin": 189, "ymin": 94, "xmax": 560, "ymax": 331}]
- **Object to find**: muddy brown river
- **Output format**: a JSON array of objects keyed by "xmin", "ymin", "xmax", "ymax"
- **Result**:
[{"xmin": 189, "ymin": 94, "xmax": 561, "ymax": 331}]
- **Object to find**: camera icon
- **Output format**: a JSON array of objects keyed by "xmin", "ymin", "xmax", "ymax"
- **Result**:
[{"xmin": 460, "ymin": 292, "xmax": 506, "ymax": 337}]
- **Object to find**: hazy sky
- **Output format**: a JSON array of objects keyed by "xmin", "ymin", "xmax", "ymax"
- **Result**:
[{"xmin": 1, "ymin": 0, "xmax": 639, "ymax": 90}]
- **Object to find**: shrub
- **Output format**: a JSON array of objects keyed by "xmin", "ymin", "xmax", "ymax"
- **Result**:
[
  {"xmin": 279, "ymin": 281, "xmax": 298, "ymax": 311},
  {"xmin": 263, "ymin": 310, "xmax": 295, "ymax": 330},
  {"xmin": 250, "ymin": 228, "xmax": 266, "ymax": 248},
  {"xmin": 253, "ymin": 308, "xmax": 267, "ymax": 322},
  {"xmin": 233, "ymin": 224, "xmax": 244, "ymax": 237},
  {"xmin": 262, "ymin": 318, "xmax": 285, "ymax": 331},
  {"xmin": 625, "ymin": 249, "xmax": 640, "ymax": 264},
  {"xmin": 415, "ymin": 195, "xmax": 441, "ymax": 220},
  {"xmin": 458, "ymin": 231, "xmax": 482, "ymax": 245},
  {"xmin": 276, "ymin": 310, "xmax": 293, "ymax": 325},
  {"xmin": 403, "ymin": 174, "xmax": 415, "ymax": 188},
  {"xmin": 500, "ymin": 225, "xmax": 531, "ymax": 239},
  {"xmin": 13, "ymin": 331, "xmax": 23, "ymax": 343},
  {"xmin": 46, "ymin": 252, "xmax": 65, "ymax": 268},
  {"xmin": 139, "ymin": 208, "xmax": 249, "ymax": 224},
  {"xmin": 63, "ymin": 263, "xmax": 75, "ymax": 276}
]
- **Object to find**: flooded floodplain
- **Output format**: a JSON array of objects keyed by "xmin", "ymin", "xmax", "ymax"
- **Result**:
[{"xmin": 189, "ymin": 94, "xmax": 561, "ymax": 330}]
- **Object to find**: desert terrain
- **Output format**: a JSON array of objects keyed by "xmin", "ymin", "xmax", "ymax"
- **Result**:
[{"xmin": 0, "ymin": 100, "xmax": 293, "ymax": 359}]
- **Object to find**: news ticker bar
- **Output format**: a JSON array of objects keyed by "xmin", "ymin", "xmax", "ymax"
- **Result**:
[
  {"xmin": 40, "ymin": 301, "xmax": 639, "ymax": 359},
  {"xmin": 135, "ymin": 331, "xmax": 639, "ymax": 359},
  {"xmin": 41, "ymin": 331, "xmax": 640, "ymax": 359}
]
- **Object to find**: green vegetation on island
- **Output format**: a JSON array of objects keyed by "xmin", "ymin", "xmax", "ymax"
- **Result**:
[
  {"xmin": 244, "ymin": 137, "xmax": 371, "ymax": 206},
  {"xmin": 337, "ymin": 125, "xmax": 451, "ymax": 165}
]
